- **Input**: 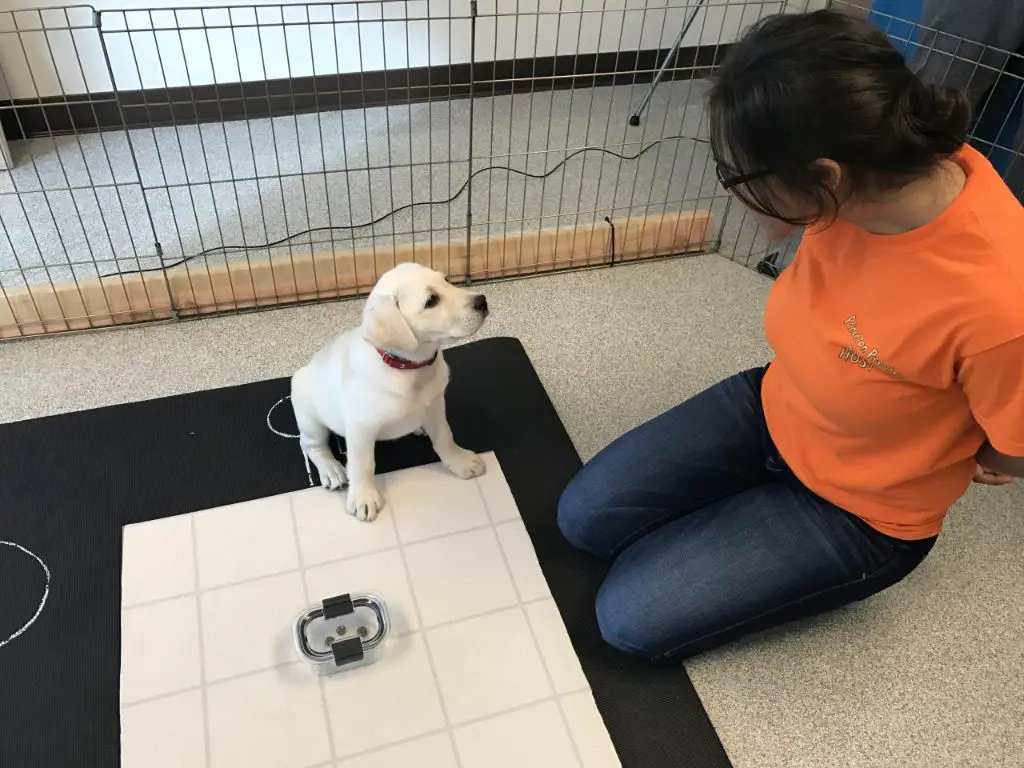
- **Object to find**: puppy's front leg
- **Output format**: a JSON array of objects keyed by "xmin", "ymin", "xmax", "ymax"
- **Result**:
[
  {"xmin": 344, "ymin": 424, "xmax": 383, "ymax": 522},
  {"xmin": 423, "ymin": 396, "xmax": 485, "ymax": 479},
  {"xmin": 292, "ymin": 384, "xmax": 346, "ymax": 491}
]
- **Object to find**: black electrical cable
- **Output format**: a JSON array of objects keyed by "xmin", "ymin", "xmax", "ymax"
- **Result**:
[
  {"xmin": 604, "ymin": 216, "xmax": 616, "ymax": 264},
  {"xmin": 118, "ymin": 135, "xmax": 711, "ymax": 276}
]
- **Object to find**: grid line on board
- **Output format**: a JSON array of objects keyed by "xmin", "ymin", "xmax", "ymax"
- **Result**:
[
  {"xmin": 485, "ymin": 482, "xmax": 586, "ymax": 768},
  {"xmin": 389, "ymin": 481, "xmax": 466, "ymax": 768},
  {"xmin": 188, "ymin": 513, "xmax": 214, "ymax": 768},
  {"xmin": 289, "ymin": 493, "xmax": 342, "ymax": 768}
]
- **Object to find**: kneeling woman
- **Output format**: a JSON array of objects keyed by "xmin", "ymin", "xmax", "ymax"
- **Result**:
[{"xmin": 558, "ymin": 9, "xmax": 1024, "ymax": 661}]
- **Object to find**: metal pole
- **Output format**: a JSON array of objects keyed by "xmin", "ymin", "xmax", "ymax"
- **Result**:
[
  {"xmin": 629, "ymin": 0, "xmax": 706, "ymax": 126},
  {"xmin": 465, "ymin": 0, "xmax": 478, "ymax": 283}
]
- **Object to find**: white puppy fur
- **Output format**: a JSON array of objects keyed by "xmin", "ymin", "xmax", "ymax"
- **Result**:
[{"xmin": 290, "ymin": 263, "xmax": 488, "ymax": 521}]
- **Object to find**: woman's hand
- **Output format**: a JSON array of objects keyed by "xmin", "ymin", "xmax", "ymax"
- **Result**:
[
  {"xmin": 973, "ymin": 463, "xmax": 1015, "ymax": 486},
  {"xmin": 975, "ymin": 442, "xmax": 1023, "ymax": 484}
]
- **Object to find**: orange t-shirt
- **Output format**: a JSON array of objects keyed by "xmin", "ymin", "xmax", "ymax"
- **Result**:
[{"xmin": 762, "ymin": 145, "xmax": 1024, "ymax": 540}]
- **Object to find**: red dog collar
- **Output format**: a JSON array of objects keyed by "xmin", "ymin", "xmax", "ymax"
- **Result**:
[{"xmin": 376, "ymin": 347, "xmax": 438, "ymax": 370}]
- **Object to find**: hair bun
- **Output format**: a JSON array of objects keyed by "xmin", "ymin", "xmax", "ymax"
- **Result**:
[{"xmin": 901, "ymin": 80, "xmax": 971, "ymax": 156}]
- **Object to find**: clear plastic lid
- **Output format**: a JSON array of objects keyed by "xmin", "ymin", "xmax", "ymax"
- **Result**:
[{"xmin": 294, "ymin": 590, "xmax": 393, "ymax": 676}]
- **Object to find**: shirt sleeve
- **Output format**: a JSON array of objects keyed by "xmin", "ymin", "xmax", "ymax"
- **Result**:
[{"xmin": 958, "ymin": 335, "xmax": 1024, "ymax": 457}]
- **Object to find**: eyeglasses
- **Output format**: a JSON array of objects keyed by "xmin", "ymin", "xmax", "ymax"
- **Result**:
[{"xmin": 715, "ymin": 162, "xmax": 775, "ymax": 190}]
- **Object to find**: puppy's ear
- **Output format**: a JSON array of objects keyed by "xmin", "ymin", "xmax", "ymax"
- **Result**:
[{"xmin": 361, "ymin": 293, "xmax": 418, "ymax": 354}]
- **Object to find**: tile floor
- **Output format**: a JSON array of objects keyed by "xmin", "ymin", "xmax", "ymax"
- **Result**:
[{"xmin": 119, "ymin": 451, "xmax": 619, "ymax": 768}]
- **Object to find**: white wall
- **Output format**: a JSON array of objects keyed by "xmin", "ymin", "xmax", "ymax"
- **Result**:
[{"xmin": 0, "ymin": 0, "xmax": 785, "ymax": 99}]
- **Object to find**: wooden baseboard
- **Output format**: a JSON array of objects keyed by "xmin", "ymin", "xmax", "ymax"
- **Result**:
[{"xmin": 0, "ymin": 209, "xmax": 712, "ymax": 338}]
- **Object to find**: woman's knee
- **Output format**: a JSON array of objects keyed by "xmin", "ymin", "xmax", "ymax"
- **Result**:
[
  {"xmin": 557, "ymin": 473, "xmax": 595, "ymax": 551},
  {"xmin": 557, "ymin": 468, "xmax": 617, "ymax": 557},
  {"xmin": 594, "ymin": 577, "xmax": 670, "ymax": 662}
]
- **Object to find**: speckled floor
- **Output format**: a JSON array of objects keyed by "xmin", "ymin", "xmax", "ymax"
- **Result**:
[{"xmin": 1, "ymin": 255, "xmax": 1021, "ymax": 768}]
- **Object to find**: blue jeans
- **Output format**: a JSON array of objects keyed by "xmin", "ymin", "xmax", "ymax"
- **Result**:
[{"xmin": 557, "ymin": 367, "xmax": 936, "ymax": 661}]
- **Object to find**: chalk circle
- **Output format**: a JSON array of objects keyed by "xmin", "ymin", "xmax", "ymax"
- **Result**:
[
  {"xmin": 266, "ymin": 395, "xmax": 300, "ymax": 439},
  {"xmin": 0, "ymin": 541, "xmax": 51, "ymax": 650},
  {"xmin": 266, "ymin": 396, "xmax": 316, "ymax": 487}
]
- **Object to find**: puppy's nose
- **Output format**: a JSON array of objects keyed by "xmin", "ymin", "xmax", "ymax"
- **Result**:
[{"xmin": 473, "ymin": 294, "xmax": 488, "ymax": 313}]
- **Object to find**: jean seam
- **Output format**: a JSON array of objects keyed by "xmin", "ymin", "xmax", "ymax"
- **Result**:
[
  {"xmin": 602, "ymin": 486, "xmax": 766, "ymax": 557},
  {"xmin": 650, "ymin": 553, "xmax": 908, "ymax": 662},
  {"xmin": 605, "ymin": 510, "xmax": 679, "ymax": 558},
  {"xmin": 724, "ymin": 368, "xmax": 769, "ymax": 442}
]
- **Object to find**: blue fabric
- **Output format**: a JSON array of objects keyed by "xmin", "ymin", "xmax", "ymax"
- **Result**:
[
  {"xmin": 971, "ymin": 64, "xmax": 1024, "ymax": 176},
  {"xmin": 557, "ymin": 368, "xmax": 936, "ymax": 661},
  {"xmin": 868, "ymin": 0, "xmax": 924, "ymax": 57}
]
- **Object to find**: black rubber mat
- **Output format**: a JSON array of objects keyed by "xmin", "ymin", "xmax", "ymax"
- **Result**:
[{"xmin": 0, "ymin": 337, "xmax": 732, "ymax": 768}]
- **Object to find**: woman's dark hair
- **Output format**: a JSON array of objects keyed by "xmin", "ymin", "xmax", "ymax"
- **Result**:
[{"xmin": 708, "ymin": 9, "xmax": 971, "ymax": 225}]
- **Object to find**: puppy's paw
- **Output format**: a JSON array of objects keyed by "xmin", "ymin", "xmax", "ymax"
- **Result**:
[
  {"xmin": 345, "ymin": 483, "xmax": 383, "ymax": 522},
  {"xmin": 315, "ymin": 458, "xmax": 348, "ymax": 491},
  {"xmin": 442, "ymin": 448, "xmax": 486, "ymax": 480}
]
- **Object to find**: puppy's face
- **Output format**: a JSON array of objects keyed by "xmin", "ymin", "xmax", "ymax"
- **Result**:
[{"xmin": 362, "ymin": 263, "xmax": 488, "ymax": 355}]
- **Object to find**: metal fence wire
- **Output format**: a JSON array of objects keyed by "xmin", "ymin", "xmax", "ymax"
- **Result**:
[{"xmin": 0, "ymin": 0, "xmax": 1021, "ymax": 337}]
